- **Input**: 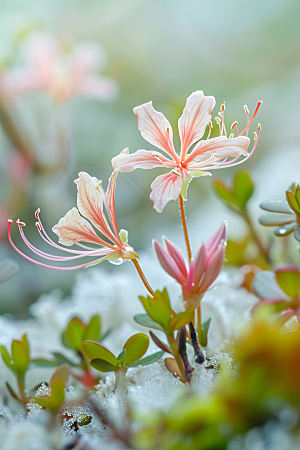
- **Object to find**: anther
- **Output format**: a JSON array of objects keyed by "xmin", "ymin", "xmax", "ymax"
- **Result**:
[
  {"xmin": 254, "ymin": 131, "xmax": 257, "ymax": 141},
  {"xmin": 8, "ymin": 219, "xmax": 13, "ymax": 223},
  {"xmin": 244, "ymin": 105, "xmax": 249, "ymax": 114},
  {"xmin": 166, "ymin": 127, "xmax": 170, "ymax": 133},
  {"xmin": 35, "ymin": 209, "xmax": 40, "ymax": 219},
  {"xmin": 209, "ymin": 120, "xmax": 213, "ymax": 128},
  {"xmin": 218, "ymin": 112, "xmax": 223, "ymax": 118},
  {"xmin": 16, "ymin": 220, "xmax": 26, "ymax": 226},
  {"xmin": 231, "ymin": 121, "xmax": 238, "ymax": 130},
  {"xmin": 35, "ymin": 222, "xmax": 41, "ymax": 230},
  {"xmin": 221, "ymin": 103, "xmax": 225, "ymax": 111},
  {"xmin": 229, "ymin": 133, "xmax": 234, "ymax": 139},
  {"xmin": 258, "ymin": 123, "xmax": 261, "ymax": 130},
  {"xmin": 215, "ymin": 117, "xmax": 221, "ymax": 124}
]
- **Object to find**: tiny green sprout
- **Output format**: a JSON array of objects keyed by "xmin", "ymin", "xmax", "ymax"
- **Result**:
[
  {"xmin": 259, "ymin": 183, "xmax": 300, "ymax": 242},
  {"xmin": 62, "ymin": 315, "xmax": 101, "ymax": 352},
  {"xmin": 1, "ymin": 334, "xmax": 30, "ymax": 403},
  {"xmin": 81, "ymin": 333, "xmax": 160, "ymax": 374},
  {"xmin": 137, "ymin": 288, "xmax": 194, "ymax": 336},
  {"xmin": 213, "ymin": 171, "xmax": 254, "ymax": 212},
  {"xmin": 35, "ymin": 364, "xmax": 69, "ymax": 411}
]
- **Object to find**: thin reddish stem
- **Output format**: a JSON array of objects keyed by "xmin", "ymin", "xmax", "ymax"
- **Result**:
[
  {"xmin": 131, "ymin": 259, "xmax": 155, "ymax": 296},
  {"xmin": 179, "ymin": 195, "xmax": 192, "ymax": 263}
]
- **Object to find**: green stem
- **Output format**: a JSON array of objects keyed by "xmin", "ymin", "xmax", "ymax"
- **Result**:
[
  {"xmin": 196, "ymin": 304, "xmax": 202, "ymax": 339},
  {"xmin": 17, "ymin": 375, "xmax": 28, "ymax": 404},
  {"xmin": 242, "ymin": 209, "xmax": 270, "ymax": 264}
]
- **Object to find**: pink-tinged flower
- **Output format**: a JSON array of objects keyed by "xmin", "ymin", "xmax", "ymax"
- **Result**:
[
  {"xmin": 8, "ymin": 172, "xmax": 138, "ymax": 270},
  {"xmin": 2, "ymin": 32, "xmax": 118, "ymax": 104},
  {"xmin": 112, "ymin": 91, "xmax": 261, "ymax": 212},
  {"xmin": 154, "ymin": 223, "xmax": 227, "ymax": 309}
]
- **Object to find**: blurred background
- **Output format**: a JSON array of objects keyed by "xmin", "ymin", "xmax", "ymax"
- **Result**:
[{"xmin": 0, "ymin": 0, "xmax": 300, "ymax": 316}]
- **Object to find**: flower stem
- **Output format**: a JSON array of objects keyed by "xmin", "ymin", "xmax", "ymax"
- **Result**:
[
  {"xmin": 131, "ymin": 259, "xmax": 155, "ymax": 296},
  {"xmin": 179, "ymin": 195, "xmax": 192, "ymax": 263},
  {"xmin": 241, "ymin": 210, "xmax": 270, "ymax": 264}
]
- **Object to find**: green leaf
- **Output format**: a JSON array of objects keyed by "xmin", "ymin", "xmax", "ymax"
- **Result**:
[
  {"xmin": 134, "ymin": 314, "xmax": 164, "ymax": 331},
  {"xmin": 233, "ymin": 172, "xmax": 254, "ymax": 207},
  {"xmin": 139, "ymin": 289, "xmax": 172, "ymax": 334},
  {"xmin": 213, "ymin": 180, "xmax": 243, "ymax": 209},
  {"xmin": 37, "ymin": 379, "xmax": 65, "ymax": 410},
  {"xmin": 50, "ymin": 364, "xmax": 70, "ymax": 387},
  {"xmin": 52, "ymin": 352, "xmax": 78, "ymax": 368},
  {"xmin": 85, "ymin": 316, "xmax": 101, "ymax": 342},
  {"xmin": 260, "ymin": 200, "xmax": 292, "ymax": 214},
  {"xmin": 81, "ymin": 341, "xmax": 118, "ymax": 366},
  {"xmin": 200, "ymin": 318, "xmax": 212, "ymax": 347},
  {"xmin": 90, "ymin": 358, "xmax": 119, "ymax": 372},
  {"xmin": 274, "ymin": 223, "xmax": 295, "ymax": 237},
  {"xmin": 286, "ymin": 190, "xmax": 300, "ymax": 215},
  {"xmin": 276, "ymin": 269, "xmax": 300, "ymax": 298},
  {"xmin": 66, "ymin": 317, "xmax": 86, "ymax": 351},
  {"xmin": 1, "ymin": 346, "xmax": 12, "ymax": 370},
  {"xmin": 149, "ymin": 331, "xmax": 172, "ymax": 354},
  {"xmin": 11, "ymin": 339, "xmax": 29, "ymax": 375},
  {"xmin": 21, "ymin": 334, "xmax": 30, "ymax": 362},
  {"xmin": 130, "ymin": 350, "xmax": 165, "ymax": 367},
  {"xmin": 259, "ymin": 213, "xmax": 294, "ymax": 226},
  {"xmin": 117, "ymin": 349, "xmax": 126, "ymax": 362},
  {"xmin": 29, "ymin": 358, "xmax": 59, "ymax": 368},
  {"xmin": 122, "ymin": 333, "xmax": 150, "ymax": 367},
  {"xmin": 169, "ymin": 310, "xmax": 194, "ymax": 331}
]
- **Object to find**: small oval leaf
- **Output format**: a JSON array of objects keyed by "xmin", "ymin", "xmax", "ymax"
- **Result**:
[
  {"xmin": 130, "ymin": 350, "xmax": 165, "ymax": 367},
  {"xmin": 90, "ymin": 358, "xmax": 119, "ymax": 373},
  {"xmin": 85, "ymin": 316, "xmax": 101, "ymax": 342},
  {"xmin": 81, "ymin": 341, "xmax": 118, "ymax": 366},
  {"xmin": 122, "ymin": 333, "xmax": 150, "ymax": 367},
  {"xmin": 134, "ymin": 314, "xmax": 164, "ymax": 331}
]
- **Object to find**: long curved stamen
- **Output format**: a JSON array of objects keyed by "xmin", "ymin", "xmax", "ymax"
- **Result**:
[
  {"xmin": 36, "ymin": 209, "xmax": 117, "ymax": 252},
  {"xmin": 244, "ymin": 105, "xmax": 250, "ymax": 137},
  {"xmin": 8, "ymin": 220, "xmax": 113, "ymax": 270},
  {"xmin": 239, "ymin": 100, "xmax": 262, "ymax": 136},
  {"xmin": 18, "ymin": 222, "xmax": 109, "ymax": 262},
  {"xmin": 202, "ymin": 125, "xmax": 261, "ymax": 171}
]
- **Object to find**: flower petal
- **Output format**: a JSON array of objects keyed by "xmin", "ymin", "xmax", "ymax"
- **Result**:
[
  {"xmin": 112, "ymin": 148, "xmax": 174, "ymax": 173},
  {"xmin": 105, "ymin": 171, "xmax": 122, "ymax": 243},
  {"xmin": 154, "ymin": 241, "xmax": 186, "ymax": 284},
  {"xmin": 150, "ymin": 172, "xmax": 183, "ymax": 213},
  {"xmin": 198, "ymin": 244, "xmax": 224, "ymax": 294},
  {"xmin": 178, "ymin": 90, "xmax": 215, "ymax": 159},
  {"xmin": 163, "ymin": 238, "xmax": 188, "ymax": 280},
  {"xmin": 52, "ymin": 207, "xmax": 100, "ymax": 246},
  {"xmin": 186, "ymin": 136, "xmax": 249, "ymax": 166},
  {"xmin": 75, "ymin": 172, "xmax": 117, "ymax": 244},
  {"xmin": 133, "ymin": 101, "xmax": 178, "ymax": 160},
  {"xmin": 193, "ymin": 244, "xmax": 207, "ymax": 288}
]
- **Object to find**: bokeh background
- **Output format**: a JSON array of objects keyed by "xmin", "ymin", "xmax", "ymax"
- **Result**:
[{"xmin": 1, "ymin": 0, "xmax": 300, "ymax": 316}]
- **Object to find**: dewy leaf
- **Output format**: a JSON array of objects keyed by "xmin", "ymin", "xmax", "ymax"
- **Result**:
[
  {"xmin": 139, "ymin": 289, "xmax": 172, "ymax": 334},
  {"xmin": 0, "ymin": 260, "xmax": 19, "ymax": 285},
  {"xmin": 276, "ymin": 269, "xmax": 300, "ymax": 298},
  {"xmin": 37, "ymin": 379, "xmax": 65, "ymax": 410},
  {"xmin": 200, "ymin": 317, "xmax": 212, "ymax": 347},
  {"xmin": 233, "ymin": 172, "xmax": 254, "ymax": 207},
  {"xmin": 90, "ymin": 358, "xmax": 119, "ymax": 373},
  {"xmin": 260, "ymin": 200, "xmax": 292, "ymax": 214},
  {"xmin": 134, "ymin": 314, "xmax": 164, "ymax": 331},
  {"xmin": 122, "ymin": 333, "xmax": 150, "ymax": 367},
  {"xmin": 66, "ymin": 317, "xmax": 86, "ymax": 350},
  {"xmin": 130, "ymin": 350, "xmax": 165, "ymax": 367},
  {"xmin": 274, "ymin": 223, "xmax": 295, "ymax": 237},
  {"xmin": 252, "ymin": 271, "xmax": 288, "ymax": 300},
  {"xmin": 85, "ymin": 316, "xmax": 101, "ymax": 342},
  {"xmin": 169, "ymin": 310, "xmax": 194, "ymax": 331},
  {"xmin": 150, "ymin": 331, "xmax": 172, "ymax": 354},
  {"xmin": 259, "ymin": 213, "xmax": 294, "ymax": 226},
  {"xmin": 81, "ymin": 341, "xmax": 118, "ymax": 366}
]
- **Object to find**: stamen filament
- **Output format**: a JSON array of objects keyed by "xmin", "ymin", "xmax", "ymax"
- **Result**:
[
  {"xmin": 131, "ymin": 259, "xmax": 155, "ymax": 296},
  {"xmin": 239, "ymin": 100, "xmax": 262, "ymax": 136}
]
